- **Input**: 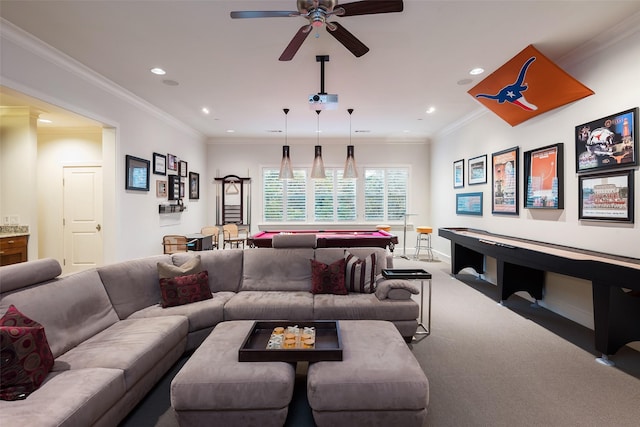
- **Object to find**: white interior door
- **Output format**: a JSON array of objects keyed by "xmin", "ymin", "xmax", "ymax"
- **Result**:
[{"xmin": 63, "ymin": 166, "xmax": 103, "ymax": 274}]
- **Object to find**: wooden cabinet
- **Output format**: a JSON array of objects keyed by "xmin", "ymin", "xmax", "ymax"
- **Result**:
[{"xmin": 0, "ymin": 235, "xmax": 28, "ymax": 266}]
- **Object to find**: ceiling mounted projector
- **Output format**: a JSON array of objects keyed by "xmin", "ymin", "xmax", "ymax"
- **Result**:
[{"xmin": 309, "ymin": 93, "xmax": 338, "ymax": 110}]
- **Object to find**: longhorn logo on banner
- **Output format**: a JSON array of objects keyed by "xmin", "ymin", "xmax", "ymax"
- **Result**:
[{"xmin": 468, "ymin": 45, "xmax": 594, "ymax": 126}]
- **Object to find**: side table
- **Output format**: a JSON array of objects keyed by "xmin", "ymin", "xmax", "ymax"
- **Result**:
[{"xmin": 382, "ymin": 269, "xmax": 432, "ymax": 338}]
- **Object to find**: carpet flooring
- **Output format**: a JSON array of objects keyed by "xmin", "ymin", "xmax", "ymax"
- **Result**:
[{"xmin": 120, "ymin": 257, "xmax": 640, "ymax": 427}]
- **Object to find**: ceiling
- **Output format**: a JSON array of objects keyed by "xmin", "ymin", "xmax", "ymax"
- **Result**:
[{"xmin": 2, "ymin": 1, "xmax": 639, "ymax": 141}]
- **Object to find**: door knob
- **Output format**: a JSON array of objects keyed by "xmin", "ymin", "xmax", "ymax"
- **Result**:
[{"xmin": 96, "ymin": 224, "xmax": 102, "ymax": 231}]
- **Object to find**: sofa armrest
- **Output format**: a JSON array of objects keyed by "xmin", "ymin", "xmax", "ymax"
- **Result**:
[{"xmin": 375, "ymin": 278, "xmax": 419, "ymax": 300}]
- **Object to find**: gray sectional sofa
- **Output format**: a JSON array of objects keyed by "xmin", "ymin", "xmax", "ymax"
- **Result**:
[{"xmin": 0, "ymin": 245, "xmax": 419, "ymax": 426}]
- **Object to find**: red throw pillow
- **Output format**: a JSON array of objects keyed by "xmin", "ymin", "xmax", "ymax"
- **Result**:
[
  {"xmin": 159, "ymin": 270, "xmax": 212, "ymax": 308},
  {"xmin": 344, "ymin": 251, "xmax": 377, "ymax": 293},
  {"xmin": 0, "ymin": 305, "xmax": 55, "ymax": 401},
  {"xmin": 310, "ymin": 258, "xmax": 347, "ymax": 295}
]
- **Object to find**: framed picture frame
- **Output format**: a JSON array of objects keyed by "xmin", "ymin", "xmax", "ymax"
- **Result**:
[
  {"xmin": 180, "ymin": 181, "xmax": 185, "ymax": 198},
  {"xmin": 189, "ymin": 172, "xmax": 200, "ymax": 200},
  {"xmin": 153, "ymin": 152, "xmax": 166, "ymax": 175},
  {"xmin": 456, "ymin": 192, "xmax": 483, "ymax": 216},
  {"xmin": 491, "ymin": 147, "xmax": 519, "ymax": 215},
  {"xmin": 578, "ymin": 169, "xmax": 634, "ymax": 223},
  {"xmin": 524, "ymin": 143, "xmax": 564, "ymax": 209},
  {"xmin": 167, "ymin": 153, "xmax": 178, "ymax": 171},
  {"xmin": 125, "ymin": 155, "xmax": 150, "ymax": 191},
  {"xmin": 453, "ymin": 159, "xmax": 464, "ymax": 188},
  {"xmin": 468, "ymin": 154, "xmax": 487, "ymax": 185},
  {"xmin": 156, "ymin": 180, "xmax": 167, "ymax": 197},
  {"xmin": 179, "ymin": 160, "xmax": 188, "ymax": 178},
  {"xmin": 575, "ymin": 107, "xmax": 637, "ymax": 173},
  {"xmin": 168, "ymin": 175, "xmax": 180, "ymax": 200}
]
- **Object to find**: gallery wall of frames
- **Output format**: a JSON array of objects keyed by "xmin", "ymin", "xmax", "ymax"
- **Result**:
[
  {"xmin": 452, "ymin": 107, "xmax": 637, "ymax": 223},
  {"xmin": 125, "ymin": 152, "xmax": 200, "ymax": 214}
]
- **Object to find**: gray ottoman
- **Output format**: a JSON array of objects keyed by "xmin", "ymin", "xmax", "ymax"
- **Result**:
[
  {"xmin": 170, "ymin": 321, "xmax": 295, "ymax": 427},
  {"xmin": 307, "ymin": 320, "xmax": 429, "ymax": 427}
]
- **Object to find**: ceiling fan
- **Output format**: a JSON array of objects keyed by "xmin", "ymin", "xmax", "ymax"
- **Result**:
[{"xmin": 230, "ymin": 0, "xmax": 404, "ymax": 61}]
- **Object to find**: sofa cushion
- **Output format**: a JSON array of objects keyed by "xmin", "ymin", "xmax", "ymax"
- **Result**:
[
  {"xmin": 224, "ymin": 291, "xmax": 314, "ymax": 320},
  {"xmin": 128, "ymin": 291, "xmax": 234, "ymax": 332},
  {"xmin": 313, "ymin": 293, "xmax": 419, "ymax": 321},
  {"xmin": 0, "ymin": 305, "xmax": 54, "ymax": 400},
  {"xmin": 310, "ymin": 258, "xmax": 347, "ymax": 295},
  {"xmin": 0, "ymin": 258, "xmax": 61, "ymax": 293},
  {"xmin": 98, "ymin": 255, "xmax": 172, "ymax": 319},
  {"xmin": 344, "ymin": 251, "xmax": 377, "ymax": 293},
  {"xmin": 158, "ymin": 255, "xmax": 201, "ymax": 278},
  {"xmin": 159, "ymin": 271, "xmax": 212, "ymax": 308},
  {"xmin": 53, "ymin": 316, "xmax": 188, "ymax": 390},
  {"xmin": 173, "ymin": 250, "xmax": 244, "ymax": 292},
  {"xmin": 0, "ymin": 368, "xmax": 125, "ymax": 427},
  {"xmin": 242, "ymin": 248, "xmax": 314, "ymax": 292},
  {"xmin": 0, "ymin": 269, "xmax": 120, "ymax": 359}
]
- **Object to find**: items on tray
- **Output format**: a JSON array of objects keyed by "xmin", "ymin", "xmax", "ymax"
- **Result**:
[{"xmin": 267, "ymin": 325, "xmax": 315, "ymax": 349}]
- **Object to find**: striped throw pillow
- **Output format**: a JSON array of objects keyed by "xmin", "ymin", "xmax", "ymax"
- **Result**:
[{"xmin": 344, "ymin": 251, "xmax": 377, "ymax": 293}]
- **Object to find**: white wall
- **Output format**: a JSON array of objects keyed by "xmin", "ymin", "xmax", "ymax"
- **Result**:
[
  {"xmin": 1, "ymin": 23, "xmax": 208, "ymax": 262},
  {"xmin": 430, "ymin": 26, "xmax": 640, "ymax": 328}
]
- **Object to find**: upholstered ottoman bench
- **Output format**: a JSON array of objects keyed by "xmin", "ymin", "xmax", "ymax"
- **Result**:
[
  {"xmin": 307, "ymin": 320, "xmax": 429, "ymax": 427},
  {"xmin": 170, "ymin": 321, "xmax": 295, "ymax": 427}
]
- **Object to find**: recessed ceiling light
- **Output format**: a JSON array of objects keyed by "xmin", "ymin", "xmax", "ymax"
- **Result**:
[
  {"xmin": 201, "ymin": 107, "xmax": 210, "ymax": 115},
  {"xmin": 426, "ymin": 107, "xmax": 436, "ymax": 114},
  {"xmin": 150, "ymin": 67, "xmax": 166, "ymax": 75},
  {"xmin": 469, "ymin": 67, "xmax": 485, "ymax": 75},
  {"xmin": 226, "ymin": 129, "xmax": 235, "ymax": 133}
]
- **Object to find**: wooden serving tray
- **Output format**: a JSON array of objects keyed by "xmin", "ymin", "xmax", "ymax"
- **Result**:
[{"xmin": 238, "ymin": 320, "xmax": 343, "ymax": 362}]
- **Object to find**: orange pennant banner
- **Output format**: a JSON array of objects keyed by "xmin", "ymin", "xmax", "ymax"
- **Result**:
[{"xmin": 468, "ymin": 45, "xmax": 594, "ymax": 126}]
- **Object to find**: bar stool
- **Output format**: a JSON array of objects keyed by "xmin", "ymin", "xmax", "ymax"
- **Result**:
[
  {"xmin": 415, "ymin": 226, "xmax": 433, "ymax": 261},
  {"xmin": 376, "ymin": 224, "xmax": 391, "ymax": 232}
]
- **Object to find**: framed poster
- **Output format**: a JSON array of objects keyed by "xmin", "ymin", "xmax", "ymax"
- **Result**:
[
  {"xmin": 492, "ymin": 147, "xmax": 519, "ymax": 215},
  {"xmin": 578, "ymin": 169, "xmax": 634, "ymax": 223},
  {"xmin": 167, "ymin": 153, "xmax": 178, "ymax": 171},
  {"xmin": 153, "ymin": 152, "xmax": 166, "ymax": 175},
  {"xmin": 189, "ymin": 172, "xmax": 200, "ymax": 199},
  {"xmin": 179, "ymin": 160, "xmax": 188, "ymax": 178},
  {"xmin": 468, "ymin": 154, "xmax": 487, "ymax": 185},
  {"xmin": 453, "ymin": 159, "xmax": 464, "ymax": 188},
  {"xmin": 575, "ymin": 107, "xmax": 637, "ymax": 173},
  {"xmin": 125, "ymin": 155, "xmax": 150, "ymax": 191},
  {"xmin": 456, "ymin": 192, "xmax": 483, "ymax": 216},
  {"xmin": 524, "ymin": 143, "xmax": 564, "ymax": 209}
]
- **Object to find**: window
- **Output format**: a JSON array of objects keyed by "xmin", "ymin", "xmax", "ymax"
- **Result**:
[
  {"xmin": 313, "ymin": 170, "xmax": 356, "ymax": 221},
  {"xmin": 364, "ymin": 168, "xmax": 408, "ymax": 221},
  {"xmin": 263, "ymin": 169, "xmax": 307, "ymax": 221},
  {"xmin": 262, "ymin": 166, "xmax": 407, "ymax": 223}
]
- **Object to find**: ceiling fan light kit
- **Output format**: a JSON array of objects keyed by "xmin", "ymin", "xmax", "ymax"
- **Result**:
[{"xmin": 230, "ymin": 0, "xmax": 404, "ymax": 61}]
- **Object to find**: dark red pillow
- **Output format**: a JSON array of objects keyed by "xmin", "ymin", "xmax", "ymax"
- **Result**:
[
  {"xmin": 159, "ymin": 270, "xmax": 212, "ymax": 308},
  {"xmin": 310, "ymin": 258, "xmax": 347, "ymax": 295},
  {"xmin": 1, "ymin": 305, "xmax": 54, "ymax": 401}
]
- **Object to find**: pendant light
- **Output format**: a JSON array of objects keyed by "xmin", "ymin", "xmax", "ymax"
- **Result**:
[
  {"xmin": 343, "ymin": 108, "xmax": 358, "ymax": 178},
  {"xmin": 278, "ymin": 108, "xmax": 294, "ymax": 179},
  {"xmin": 310, "ymin": 109, "xmax": 326, "ymax": 179}
]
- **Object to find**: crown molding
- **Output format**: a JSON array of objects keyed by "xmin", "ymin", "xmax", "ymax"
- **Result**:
[{"xmin": 1, "ymin": 18, "xmax": 202, "ymax": 139}]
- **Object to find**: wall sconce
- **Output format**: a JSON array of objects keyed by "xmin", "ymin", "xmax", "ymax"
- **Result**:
[
  {"xmin": 310, "ymin": 110, "xmax": 326, "ymax": 179},
  {"xmin": 343, "ymin": 108, "xmax": 358, "ymax": 178},
  {"xmin": 278, "ymin": 108, "xmax": 294, "ymax": 179}
]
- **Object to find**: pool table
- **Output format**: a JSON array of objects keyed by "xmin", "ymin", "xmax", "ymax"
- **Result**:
[{"xmin": 248, "ymin": 229, "xmax": 398, "ymax": 251}]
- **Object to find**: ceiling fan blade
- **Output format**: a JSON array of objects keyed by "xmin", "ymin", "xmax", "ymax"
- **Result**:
[
  {"xmin": 230, "ymin": 11, "xmax": 299, "ymax": 19},
  {"xmin": 326, "ymin": 22, "xmax": 369, "ymax": 57},
  {"xmin": 337, "ymin": 0, "xmax": 403, "ymax": 16},
  {"xmin": 279, "ymin": 26, "xmax": 312, "ymax": 61}
]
